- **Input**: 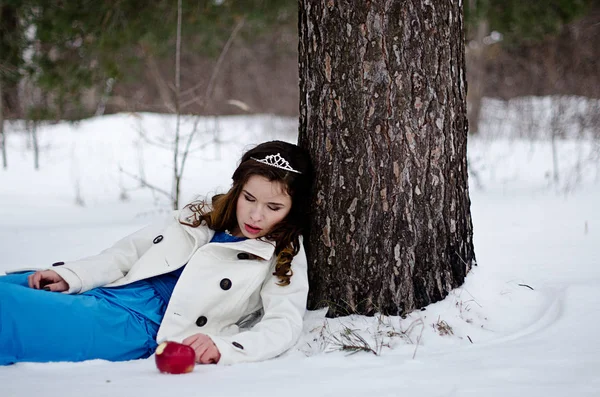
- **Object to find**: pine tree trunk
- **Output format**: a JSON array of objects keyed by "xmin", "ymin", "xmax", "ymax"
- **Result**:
[
  {"xmin": 298, "ymin": 0, "xmax": 476, "ymax": 316},
  {"xmin": 32, "ymin": 122, "xmax": 39, "ymax": 170},
  {"xmin": 0, "ymin": 76, "xmax": 6, "ymax": 169},
  {"xmin": 466, "ymin": 18, "xmax": 489, "ymax": 135}
]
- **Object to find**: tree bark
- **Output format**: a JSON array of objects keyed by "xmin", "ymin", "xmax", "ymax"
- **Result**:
[
  {"xmin": 172, "ymin": 0, "xmax": 183, "ymax": 210},
  {"xmin": 465, "ymin": 18, "xmax": 489, "ymax": 135},
  {"xmin": 32, "ymin": 121, "xmax": 39, "ymax": 170},
  {"xmin": 298, "ymin": 0, "xmax": 476, "ymax": 316},
  {"xmin": 0, "ymin": 75, "xmax": 6, "ymax": 169}
]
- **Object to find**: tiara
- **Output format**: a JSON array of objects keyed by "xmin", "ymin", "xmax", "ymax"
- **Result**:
[{"xmin": 251, "ymin": 153, "xmax": 302, "ymax": 174}]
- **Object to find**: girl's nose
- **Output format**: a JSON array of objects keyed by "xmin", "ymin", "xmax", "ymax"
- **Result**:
[{"xmin": 249, "ymin": 206, "xmax": 263, "ymax": 222}]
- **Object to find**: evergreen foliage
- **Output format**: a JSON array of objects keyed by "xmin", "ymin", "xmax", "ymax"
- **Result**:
[
  {"xmin": 0, "ymin": 3, "xmax": 24, "ymax": 85},
  {"xmin": 465, "ymin": 0, "xmax": 595, "ymax": 45},
  {"xmin": 2, "ymin": 0, "xmax": 296, "ymax": 119},
  {"xmin": 1, "ymin": 0, "xmax": 597, "ymax": 119},
  {"xmin": 1, "ymin": 1, "xmax": 27, "ymax": 115}
]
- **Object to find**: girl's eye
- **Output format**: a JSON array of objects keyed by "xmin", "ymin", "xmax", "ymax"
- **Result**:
[
  {"xmin": 244, "ymin": 195, "xmax": 255, "ymax": 202},
  {"xmin": 268, "ymin": 206, "xmax": 281, "ymax": 212}
]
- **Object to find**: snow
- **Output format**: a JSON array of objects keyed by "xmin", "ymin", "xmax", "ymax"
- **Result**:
[{"xmin": 1, "ymin": 107, "xmax": 599, "ymax": 396}]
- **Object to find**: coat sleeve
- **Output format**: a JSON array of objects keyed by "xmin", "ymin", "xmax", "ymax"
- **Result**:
[
  {"xmin": 208, "ymin": 242, "xmax": 309, "ymax": 365},
  {"xmin": 51, "ymin": 214, "xmax": 176, "ymax": 294}
]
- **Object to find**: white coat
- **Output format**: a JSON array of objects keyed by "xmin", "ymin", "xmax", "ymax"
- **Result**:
[{"xmin": 40, "ymin": 209, "xmax": 308, "ymax": 365}]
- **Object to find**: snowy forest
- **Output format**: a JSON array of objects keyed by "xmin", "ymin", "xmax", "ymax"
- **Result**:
[{"xmin": 1, "ymin": 1, "xmax": 599, "ymax": 396}]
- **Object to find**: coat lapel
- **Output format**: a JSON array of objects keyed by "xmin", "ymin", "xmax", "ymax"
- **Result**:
[
  {"xmin": 210, "ymin": 238, "xmax": 276, "ymax": 260},
  {"xmin": 177, "ymin": 209, "xmax": 276, "ymax": 260}
]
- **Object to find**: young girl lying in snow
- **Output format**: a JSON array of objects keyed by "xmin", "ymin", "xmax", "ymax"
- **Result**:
[{"xmin": 0, "ymin": 140, "xmax": 314, "ymax": 366}]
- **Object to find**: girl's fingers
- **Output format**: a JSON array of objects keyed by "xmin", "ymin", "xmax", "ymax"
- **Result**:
[
  {"xmin": 182, "ymin": 334, "xmax": 201, "ymax": 346},
  {"xmin": 192, "ymin": 342, "xmax": 209, "ymax": 363},
  {"xmin": 181, "ymin": 334, "xmax": 219, "ymax": 363},
  {"xmin": 56, "ymin": 280, "xmax": 68, "ymax": 291},
  {"xmin": 199, "ymin": 346, "xmax": 219, "ymax": 364},
  {"xmin": 43, "ymin": 280, "xmax": 68, "ymax": 292},
  {"xmin": 28, "ymin": 272, "xmax": 42, "ymax": 289},
  {"xmin": 26, "ymin": 270, "xmax": 68, "ymax": 291}
]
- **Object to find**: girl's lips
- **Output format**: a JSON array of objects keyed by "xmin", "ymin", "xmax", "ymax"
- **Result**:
[{"xmin": 244, "ymin": 224, "xmax": 262, "ymax": 234}]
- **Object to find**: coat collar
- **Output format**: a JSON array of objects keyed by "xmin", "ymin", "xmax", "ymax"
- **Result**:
[
  {"xmin": 177, "ymin": 209, "xmax": 276, "ymax": 260},
  {"xmin": 210, "ymin": 238, "xmax": 276, "ymax": 260}
]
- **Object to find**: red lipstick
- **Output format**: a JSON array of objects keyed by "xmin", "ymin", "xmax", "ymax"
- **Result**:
[{"xmin": 244, "ymin": 224, "xmax": 262, "ymax": 234}]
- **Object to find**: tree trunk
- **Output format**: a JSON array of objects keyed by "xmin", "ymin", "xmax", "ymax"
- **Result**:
[
  {"xmin": 0, "ymin": 76, "xmax": 6, "ymax": 169},
  {"xmin": 298, "ymin": 0, "xmax": 476, "ymax": 316},
  {"xmin": 32, "ymin": 121, "xmax": 39, "ymax": 170},
  {"xmin": 465, "ymin": 18, "xmax": 489, "ymax": 135}
]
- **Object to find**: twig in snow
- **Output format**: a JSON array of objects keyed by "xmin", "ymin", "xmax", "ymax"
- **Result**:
[
  {"xmin": 328, "ymin": 326, "xmax": 378, "ymax": 356},
  {"xmin": 412, "ymin": 320, "xmax": 425, "ymax": 359},
  {"xmin": 518, "ymin": 283, "xmax": 534, "ymax": 290}
]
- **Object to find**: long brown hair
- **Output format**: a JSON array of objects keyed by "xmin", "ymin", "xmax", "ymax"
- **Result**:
[{"xmin": 180, "ymin": 141, "xmax": 314, "ymax": 286}]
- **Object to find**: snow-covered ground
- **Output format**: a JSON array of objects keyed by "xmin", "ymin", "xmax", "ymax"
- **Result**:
[{"xmin": 1, "ymin": 109, "xmax": 599, "ymax": 396}]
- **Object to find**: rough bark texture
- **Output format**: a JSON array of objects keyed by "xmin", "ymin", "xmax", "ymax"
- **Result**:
[
  {"xmin": 298, "ymin": 0, "xmax": 476, "ymax": 316},
  {"xmin": 0, "ymin": 76, "xmax": 6, "ymax": 169}
]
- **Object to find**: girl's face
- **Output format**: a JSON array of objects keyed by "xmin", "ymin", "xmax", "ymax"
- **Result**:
[{"xmin": 234, "ymin": 175, "xmax": 292, "ymax": 239}]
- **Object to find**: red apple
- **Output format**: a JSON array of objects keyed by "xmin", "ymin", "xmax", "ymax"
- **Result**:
[{"xmin": 155, "ymin": 341, "xmax": 196, "ymax": 374}]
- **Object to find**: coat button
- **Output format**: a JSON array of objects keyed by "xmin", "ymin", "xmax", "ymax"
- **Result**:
[
  {"xmin": 153, "ymin": 235, "xmax": 164, "ymax": 244},
  {"xmin": 220, "ymin": 278, "xmax": 232, "ymax": 290},
  {"xmin": 232, "ymin": 342, "xmax": 244, "ymax": 350},
  {"xmin": 195, "ymin": 316, "xmax": 207, "ymax": 327},
  {"xmin": 52, "ymin": 261, "xmax": 65, "ymax": 267},
  {"xmin": 237, "ymin": 253, "xmax": 250, "ymax": 260}
]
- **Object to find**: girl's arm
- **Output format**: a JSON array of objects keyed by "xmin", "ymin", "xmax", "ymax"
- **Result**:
[
  {"xmin": 51, "ymin": 215, "xmax": 175, "ymax": 294},
  {"xmin": 206, "ymin": 240, "xmax": 309, "ymax": 365}
]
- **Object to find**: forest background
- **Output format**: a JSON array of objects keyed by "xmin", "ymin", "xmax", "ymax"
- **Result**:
[
  {"xmin": 1, "ymin": 0, "xmax": 599, "ymax": 129},
  {"xmin": 1, "ymin": 3, "xmax": 599, "ymax": 394}
]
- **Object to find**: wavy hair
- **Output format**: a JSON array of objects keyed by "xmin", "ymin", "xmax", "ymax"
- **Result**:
[{"xmin": 180, "ymin": 141, "xmax": 314, "ymax": 286}]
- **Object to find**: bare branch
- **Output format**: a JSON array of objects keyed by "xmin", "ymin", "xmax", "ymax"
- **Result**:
[
  {"xmin": 175, "ymin": 1, "xmax": 182, "ymax": 101},
  {"xmin": 137, "ymin": 128, "xmax": 174, "ymax": 150},
  {"xmin": 146, "ymin": 53, "xmax": 176, "ymax": 113},
  {"xmin": 172, "ymin": 0, "xmax": 183, "ymax": 210},
  {"xmin": 179, "ymin": 17, "xmax": 246, "ymax": 108},
  {"xmin": 120, "ymin": 167, "xmax": 172, "ymax": 199},
  {"xmin": 186, "ymin": 137, "xmax": 220, "ymax": 154},
  {"xmin": 176, "ymin": 18, "xmax": 246, "ymax": 189},
  {"xmin": 412, "ymin": 319, "xmax": 425, "ymax": 359}
]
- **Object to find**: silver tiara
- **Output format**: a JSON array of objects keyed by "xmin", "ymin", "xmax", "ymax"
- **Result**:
[{"xmin": 251, "ymin": 153, "xmax": 302, "ymax": 174}]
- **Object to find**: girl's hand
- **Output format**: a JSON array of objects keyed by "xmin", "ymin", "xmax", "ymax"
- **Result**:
[
  {"xmin": 182, "ymin": 333, "xmax": 221, "ymax": 364},
  {"xmin": 27, "ymin": 270, "xmax": 69, "ymax": 292}
]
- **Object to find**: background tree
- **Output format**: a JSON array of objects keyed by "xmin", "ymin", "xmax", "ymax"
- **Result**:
[
  {"xmin": 2, "ymin": 0, "xmax": 297, "ymax": 120},
  {"xmin": 1, "ymin": 0, "xmax": 27, "ymax": 168},
  {"xmin": 3, "ymin": 1, "xmax": 597, "ymax": 124},
  {"xmin": 463, "ymin": 0, "xmax": 596, "ymax": 134},
  {"xmin": 298, "ymin": 0, "xmax": 476, "ymax": 316}
]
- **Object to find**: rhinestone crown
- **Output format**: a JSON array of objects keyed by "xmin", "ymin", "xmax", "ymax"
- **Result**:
[{"xmin": 251, "ymin": 153, "xmax": 302, "ymax": 174}]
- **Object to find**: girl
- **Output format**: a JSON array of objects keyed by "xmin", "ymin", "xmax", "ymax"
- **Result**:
[{"xmin": 0, "ymin": 140, "xmax": 314, "ymax": 366}]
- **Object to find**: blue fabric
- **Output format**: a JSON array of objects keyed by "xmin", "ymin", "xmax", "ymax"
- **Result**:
[
  {"xmin": 0, "ymin": 231, "xmax": 248, "ymax": 365},
  {"xmin": 146, "ymin": 230, "xmax": 246, "ymax": 304},
  {"xmin": 0, "ymin": 273, "xmax": 165, "ymax": 365},
  {"xmin": 210, "ymin": 230, "xmax": 247, "ymax": 243},
  {"xmin": 146, "ymin": 267, "xmax": 185, "ymax": 304}
]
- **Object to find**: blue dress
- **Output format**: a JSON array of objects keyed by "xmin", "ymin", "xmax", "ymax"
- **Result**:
[{"xmin": 0, "ymin": 231, "xmax": 245, "ymax": 365}]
